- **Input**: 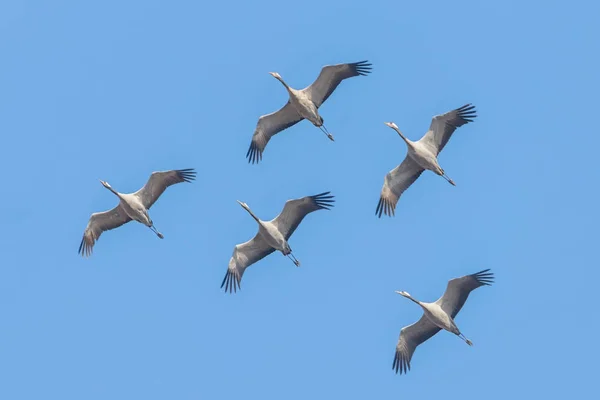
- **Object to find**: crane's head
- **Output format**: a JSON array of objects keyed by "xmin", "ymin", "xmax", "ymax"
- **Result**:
[
  {"xmin": 99, "ymin": 180, "xmax": 112, "ymax": 189},
  {"xmin": 385, "ymin": 122, "xmax": 409, "ymax": 142},
  {"xmin": 385, "ymin": 122, "xmax": 399, "ymax": 130},
  {"xmin": 269, "ymin": 72, "xmax": 282, "ymax": 80},
  {"xmin": 236, "ymin": 200, "xmax": 250, "ymax": 211},
  {"xmin": 395, "ymin": 290, "xmax": 412, "ymax": 299}
]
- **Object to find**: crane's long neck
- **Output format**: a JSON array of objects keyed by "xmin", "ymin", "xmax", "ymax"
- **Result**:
[
  {"xmin": 275, "ymin": 76, "xmax": 292, "ymax": 92},
  {"xmin": 394, "ymin": 127, "xmax": 411, "ymax": 145},
  {"xmin": 104, "ymin": 185, "xmax": 122, "ymax": 199},
  {"xmin": 243, "ymin": 207, "xmax": 261, "ymax": 223},
  {"xmin": 403, "ymin": 294, "xmax": 421, "ymax": 306}
]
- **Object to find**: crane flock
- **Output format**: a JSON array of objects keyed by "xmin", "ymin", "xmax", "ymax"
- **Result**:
[{"xmin": 79, "ymin": 60, "xmax": 492, "ymax": 376}]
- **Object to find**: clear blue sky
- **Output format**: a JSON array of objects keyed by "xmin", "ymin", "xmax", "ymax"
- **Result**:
[{"xmin": 0, "ymin": 0, "xmax": 598, "ymax": 398}]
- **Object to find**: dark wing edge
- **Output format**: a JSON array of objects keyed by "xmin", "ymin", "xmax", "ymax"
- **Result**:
[
  {"xmin": 305, "ymin": 191, "xmax": 336, "ymax": 211},
  {"xmin": 221, "ymin": 264, "xmax": 243, "ymax": 294},
  {"xmin": 452, "ymin": 103, "xmax": 477, "ymax": 124},
  {"xmin": 346, "ymin": 60, "xmax": 373, "ymax": 77},
  {"xmin": 77, "ymin": 207, "xmax": 132, "ymax": 257},
  {"xmin": 275, "ymin": 192, "xmax": 335, "ymax": 240},
  {"xmin": 136, "ymin": 168, "xmax": 196, "ymax": 209},
  {"xmin": 78, "ymin": 235, "xmax": 92, "ymax": 257},
  {"xmin": 392, "ymin": 316, "xmax": 441, "ymax": 375},
  {"xmin": 392, "ymin": 341, "xmax": 411, "ymax": 375},
  {"xmin": 376, "ymin": 194, "xmax": 397, "ymax": 218},
  {"xmin": 438, "ymin": 269, "xmax": 494, "ymax": 318},
  {"xmin": 428, "ymin": 103, "xmax": 477, "ymax": 154},
  {"xmin": 172, "ymin": 168, "xmax": 197, "ymax": 183},
  {"xmin": 469, "ymin": 268, "xmax": 495, "ymax": 286},
  {"xmin": 246, "ymin": 103, "xmax": 303, "ymax": 164},
  {"xmin": 375, "ymin": 159, "xmax": 424, "ymax": 218},
  {"xmin": 307, "ymin": 60, "xmax": 373, "ymax": 107},
  {"xmin": 220, "ymin": 237, "xmax": 276, "ymax": 294}
]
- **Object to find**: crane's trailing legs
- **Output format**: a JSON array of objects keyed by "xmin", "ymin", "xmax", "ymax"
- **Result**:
[
  {"xmin": 287, "ymin": 253, "xmax": 301, "ymax": 267},
  {"xmin": 318, "ymin": 124, "xmax": 335, "ymax": 141},
  {"xmin": 443, "ymin": 174, "xmax": 456, "ymax": 186},
  {"xmin": 458, "ymin": 333, "xmax": 473, "ymax": 346},
  {"xmin": 149, "ymin": 224, "xmax": 164, "ymax": 239},
  {"xmin": 438, "ymin": 168, "xmax": 456, "ymax": 186}
]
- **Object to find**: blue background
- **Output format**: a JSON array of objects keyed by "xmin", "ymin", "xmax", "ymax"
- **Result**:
[{"xmin": 0, "ymin": 0, "xmax": 598, "ymax": 398}]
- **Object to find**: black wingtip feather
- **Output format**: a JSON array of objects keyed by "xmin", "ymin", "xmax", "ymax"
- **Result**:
[
  {"xmin": 78, "ymin": 237, "xmax": 85, "ymax": 256},
  {"xmin": 176, "ymin": 168, "xmax": 197, "ymax": 183},
  {"xmin": 392, "ymin": 352, "xmax": 410, "ymax": 375},
  {"xmin": 375, "ymin": 197, "xmax": 395, "ymax": 218},
  {"xmin": 309, "ymin": 191, "xmax": 335, "ymax": 210},
  {"xmin": 350, "ymin": 60, "xmax": 373, "ymax": 76},
  {"xmin": 455, "ymin": 104, "xmax": 477, "ymax": 124},
  {"xmin": 472, "ymin": 269, "xmax": 494, "ymax": 285},
  {"xmin": 221, "ymin": 269, "xmax": 241, "ymax": 294},
  {"xmin": 246, "ymin": 141, "xmax": 263, "ymax": 164},
  {"xmin": 78, "ymin": 235, "xmax": 93, "ymax": 257}
]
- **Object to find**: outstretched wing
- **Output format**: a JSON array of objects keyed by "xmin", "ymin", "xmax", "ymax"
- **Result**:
[
  {"xmin": 79, "ymin": 205, "xmax": 132, "ymax": 257},
  {"xmin": 393, "ymin": 315, "xmax": 441, "ymax": 375},
  {"xmin": 302, "ymin": 60, "xmax": 372, "ymax": 108},
  {"xmin": 270, "ymin": 192, "xmax": 335, "ymax": 240},
  {"xmin": 376, "ymin": 156, "xmax": 424, "ymax": 217},
  {"xmin": 246, "ymin": 102, "xmax": 303, "ymax": 164},
  {"xmin": 435, "ymin": 269, "xmax": 494, "ymax": 318},
  {"xmin": 422, "ymin": 104, "xmax": 477, "ymax": 155},
  {"xmin": 221, "ymin": 234, "xmax": 276, "ymax": 293},
  {"xmin": 134, "ymin": 169, "xmax": 196, "ymax": 209}
]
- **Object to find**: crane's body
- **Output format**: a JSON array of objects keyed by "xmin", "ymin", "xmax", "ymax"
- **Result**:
[
  {"xmin": 286, "ymin": 86, "xmax": 322, "ymax": 128},
  {"xmin": 117, "ymin": 194, "xmax": 147, "ymax": 223},
  {"xmin": 397, "ymin": 291, "xmax": 465, "ymax": 340},
  {"xmin": 101, "ymin": 184, "xmax": 163, "ymax": 237},
  {"xmin": 376, "ymin": 104, "xmax": 477, "ymax": 218},
  {"xmin": 253, "ymin": 214, "xmax": 292, "ymax": 257},
  {"xmin": 221, "ymin": 193, "xmax": 335, "ymax": 293},
  {"xmin": 403, "ymin": 140, "xmax": 443, "ymax": 176},
  {"xmin": 246, "ymin": 61, "xmax": 372, "ymax": 164},
  {"xmin": 392, "ymin": 269, "xmax": 493, "ymax": 375},
  {"xmin": 79, "ymin": 169, "xmax": 196, "ymax": 257}
]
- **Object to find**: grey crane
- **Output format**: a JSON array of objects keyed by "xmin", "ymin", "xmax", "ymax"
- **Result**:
[
  {"xmin": 221, "ymin": 192, "xmax": 334, "ymax": 293},
  {"xmin": 78, "ymin": 169, "xmax": 196, "ymax": 256},
  {"xmin": 246, "ymin": 61, "xmax": 372, "ymax": 164},
  {"xmin": 376, "ymin": 104, "xmax": 477, "ymax": 217},
  {"xmin": 392, "ymin": 269, "xmax": 494, "ymax": 375}
]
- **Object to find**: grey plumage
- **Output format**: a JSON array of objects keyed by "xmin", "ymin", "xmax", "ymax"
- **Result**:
[
  {"xmin": 247, "ymin": 61, "xmax": 372, "ymax": 164},
  {"xmin": 377, "ymin": 104, "xmax": 477, "ymax": 217},
  {"xmin": 222, "ymin": 192, "xmax": 334, "ymax": 293},
  {"xmin": 393, "ymin": 269, "xmax": 493, "ymax": 375},
  {"xmin": 79, "ymin": 169, "xmax": 196, "ymax": 256}
]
